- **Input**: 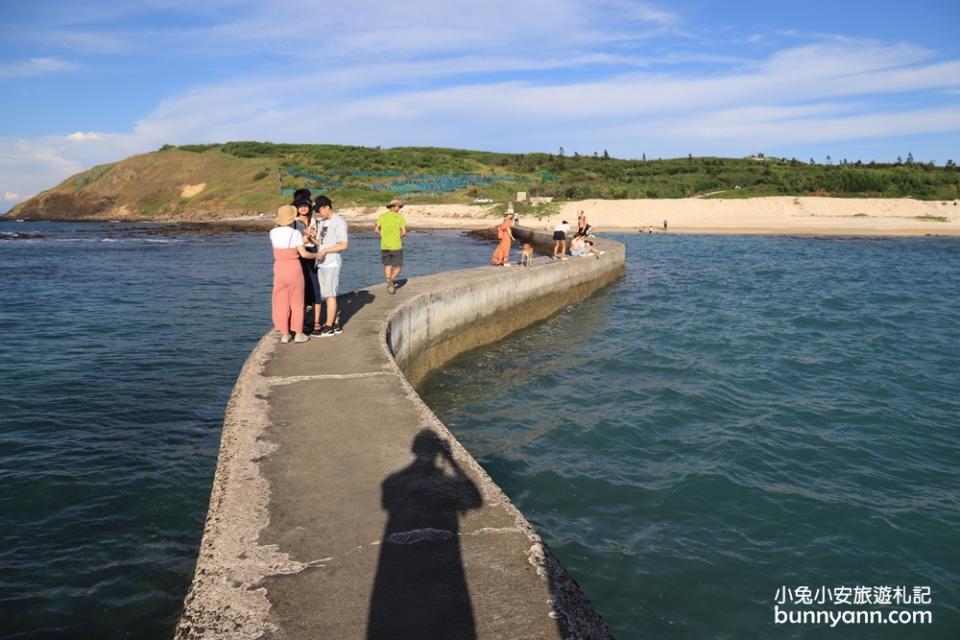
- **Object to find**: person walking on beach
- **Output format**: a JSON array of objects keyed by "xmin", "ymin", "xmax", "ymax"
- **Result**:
[
  {"xmin": 308, "ymin": 196, "xmax": 349, "ymax": 337},
  {"xmin": 270, "ymin": 205, "xmax": 319, "ymax": 344},
  {"xmin": 663, "ymin": 219, "xmax": 668, "ymax": 232},
  {"xmin": 552, "ymin": 220, "xmax": 570, "ymax": 259},
  {"xmin": 376, "ymin": 199, "xmax": 407, "ymax": 294},
  {"xmin": 491, "ymin": 212, "xmax": 515, "ymax": 266}
]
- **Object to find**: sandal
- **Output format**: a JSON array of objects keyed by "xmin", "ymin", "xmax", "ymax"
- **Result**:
[{"xmin": 312, "ymin": 323, "xmax": 323, "ymax": 334}]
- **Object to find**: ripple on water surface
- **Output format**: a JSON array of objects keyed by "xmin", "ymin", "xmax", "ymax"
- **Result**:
[
  {"xmin": 0, "ymin": 223, "xmax": 493, "ymax": 639},
  {"xmin": 421, "ymin": 233, "xmax": 960, "ymax": 639}
]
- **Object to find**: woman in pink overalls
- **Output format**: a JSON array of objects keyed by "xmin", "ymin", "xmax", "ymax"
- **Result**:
[{"xmin": 270, "ymin": 205, "xmax": 319, "ymax": 343}]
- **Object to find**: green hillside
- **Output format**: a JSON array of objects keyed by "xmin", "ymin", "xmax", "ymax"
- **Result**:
[{"xmin": 11, "ymin": 142, "xmax": 960, "ymax": 220}]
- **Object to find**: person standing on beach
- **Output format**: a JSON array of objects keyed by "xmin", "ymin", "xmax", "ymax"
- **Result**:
[
  {"xmin": 309, "ymin": 196, "xmax": 348, "ymax": 337},
  {"xmin": 663, "ymin": 219, "xmax": 668, "ymax": 232},
  {"xmin": 270, "ymin": 205, "xmax": 319, "ymax": 344},
  {"xmin": 491, "ymin": 212, "xmax": 515, "ymax": 266},
  {"xmin": 552, "ymin": 220, "xmax": 570, "ymax": 259},
  {"xmin": 375, "ymin": 199, "xmax": 407, "ymax": 294}
]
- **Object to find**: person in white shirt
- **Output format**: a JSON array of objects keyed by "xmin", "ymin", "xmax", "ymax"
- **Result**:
[
  {"xmin": 306, "ymin": 196, "xmax": 349, "ymax": 337},
  {"xmin": 270, "ymin": 205, "xmax": 320, "ymax": 343}
]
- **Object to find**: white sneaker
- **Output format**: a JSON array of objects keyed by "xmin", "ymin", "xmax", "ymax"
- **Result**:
[
  {"xmin": 294, "ymin": 333, "xmax": 309, "ymax": 343},
  {"xmin": 280, "ymin": 334, "xmax": 291, "ymax": 344}
]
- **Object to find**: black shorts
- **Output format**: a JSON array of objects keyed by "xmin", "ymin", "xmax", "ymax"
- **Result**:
[
  {"xmin": 381, "ymin": 249, "xmax": 403, "ymax": 267},
  {"xmin": 553, "ymin": 231, "xmax": 566, "ymax": 241}
]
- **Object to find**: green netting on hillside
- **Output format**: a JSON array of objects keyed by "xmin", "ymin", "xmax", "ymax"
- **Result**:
[
  {"xmin": 277, "ymin": 167, "xmax": 343, "ymax": 194},
  {"xmin": 279, "ymin": 167, "xmax": 530, "ymax": 194}
]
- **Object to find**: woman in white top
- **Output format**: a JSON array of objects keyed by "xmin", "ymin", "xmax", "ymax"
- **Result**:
[{"xmin": 270, "ymin": 205, "xmax": 319, "ymax": 343}]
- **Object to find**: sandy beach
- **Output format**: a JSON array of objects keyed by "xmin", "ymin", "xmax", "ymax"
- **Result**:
[
  {"xmin": 189, "ymin": 196, "xmax": 960, "ymax": 236},
  {"xmin": 14, "ymin": 196, "xmax": 957, "ymax": 237},
  {"xmin": 323, "ymin": 197, "xmax": 960, "ymax": 236}
]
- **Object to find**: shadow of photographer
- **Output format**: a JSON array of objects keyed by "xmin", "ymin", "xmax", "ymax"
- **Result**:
[{"xmin": 367, "ymin": 429, "xmax": 482, "ymax": 640}]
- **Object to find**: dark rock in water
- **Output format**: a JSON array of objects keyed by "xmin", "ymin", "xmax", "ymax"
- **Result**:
[
  {"xmin": 466, "ymin": 227, "xmax": 499, "ymax": 241},
  {"xmin": 0, "ymin": 231, "xmax": 44, "ymax": 240},
  {"xmin": 142, "ymin": 221, "xmax": 273, "ymax": 235}
]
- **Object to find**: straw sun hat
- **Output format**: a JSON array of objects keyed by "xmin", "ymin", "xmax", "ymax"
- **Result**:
[
  {"xmin": 275, "ymin": 204, "xmax": 297, "ymax": 226},
  {"xmin": 387, "ymin": 199, "xmax": 404, "ymax": 208}
]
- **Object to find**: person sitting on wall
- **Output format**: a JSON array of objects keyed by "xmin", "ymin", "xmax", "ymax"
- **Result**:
[
  {"xmin": 570, "ymin": 235, "xmax": 587, "ymax": 257},
  {"xmin": 584, "ymin": 239, "xmax": 605, "ymax": 258},
  {"xmin": 575, "ymin": 210, "xmax": 593, "ymax": 237}
]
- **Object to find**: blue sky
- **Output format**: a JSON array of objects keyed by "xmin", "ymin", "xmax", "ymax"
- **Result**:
[{"xmin": 2, "ymin": 0, "xmax": 959, "ymax": 209}]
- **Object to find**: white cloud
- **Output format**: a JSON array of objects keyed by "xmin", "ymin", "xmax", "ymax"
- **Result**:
[
  {"xmin": 4, "ymin": 192, "xmax": 24, "ymax": 202},
  {"xmin": 0, "ymin": 133, "xmax": 142, "ymax": 211},
  {"xmin": 0, "ymin": 57, "xmax": 80, "ymax": 78},
  {"xmin": 67, "ymin": 132, "xmax": 104, "ymax": 141},
  {"xmin": 28, "ymin": 0, "xmax": 676, "ymax": 61},
  {"xmin": 655, "ymin": 106, "xmax": 960, "ymax": 145},
  {"xmin": 3, "ymin": 11, "xmax": 960, "ymax": 208}
]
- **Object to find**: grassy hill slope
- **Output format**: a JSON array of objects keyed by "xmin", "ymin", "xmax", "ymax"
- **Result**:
[{"xmin": 10, "ymin": 142, "xmax": 960, "ymax": 220}]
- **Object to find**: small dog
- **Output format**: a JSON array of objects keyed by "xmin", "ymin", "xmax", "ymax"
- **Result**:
[{"xmin": 520, "ymin": 243, "xmax": 534, "ymax": 266}]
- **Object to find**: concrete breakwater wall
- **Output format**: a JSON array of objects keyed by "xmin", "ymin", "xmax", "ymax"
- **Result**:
[{"xmin": 176, "ymin": 228, "xmax": 624, "ymax": 639}]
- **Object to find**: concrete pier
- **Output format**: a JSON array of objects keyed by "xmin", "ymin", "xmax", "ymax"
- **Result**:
[{"xmin": 176, "ymin": 228, "xmax": 624, "ymax": 639}]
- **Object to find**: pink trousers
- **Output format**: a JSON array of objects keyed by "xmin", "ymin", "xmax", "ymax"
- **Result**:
[
  {"xmin": 272, "ymin": 248, "xmax": 305, "ymax": 334},
  {"xmin": 491, "ymin": 236, "xmax": 512, "ymax": 265}
]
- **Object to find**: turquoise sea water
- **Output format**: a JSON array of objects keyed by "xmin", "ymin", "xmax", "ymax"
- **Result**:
[
  {"xmin": 3, "ymin": 224, "xmax": 958, "ymax": 639},
  {"xmin": 0, "ymin": 222, "xmax": 492, "ymax": 639},
  {"xmin": 418, "ymin": 233, "xmax": 960, "ymax": 639}
]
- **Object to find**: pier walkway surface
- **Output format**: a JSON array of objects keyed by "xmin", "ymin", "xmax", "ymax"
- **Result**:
[{"xmin": 176, "ymin": 228, "xmax": 624, "ymax": 639}]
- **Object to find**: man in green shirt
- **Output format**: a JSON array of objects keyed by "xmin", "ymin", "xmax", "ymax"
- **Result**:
[{"xmin": 375, "ymin": 199, "xmax": 407, "ymax": 294}]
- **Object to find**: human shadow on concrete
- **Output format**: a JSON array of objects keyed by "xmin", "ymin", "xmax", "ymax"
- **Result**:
[
  {"xmin": 367, "ymin": 429, "xmax": 482, "ymax": 640},
  {"xmin": 337, "ymin": 289, "xmax": 376, "ymax": 327}
]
